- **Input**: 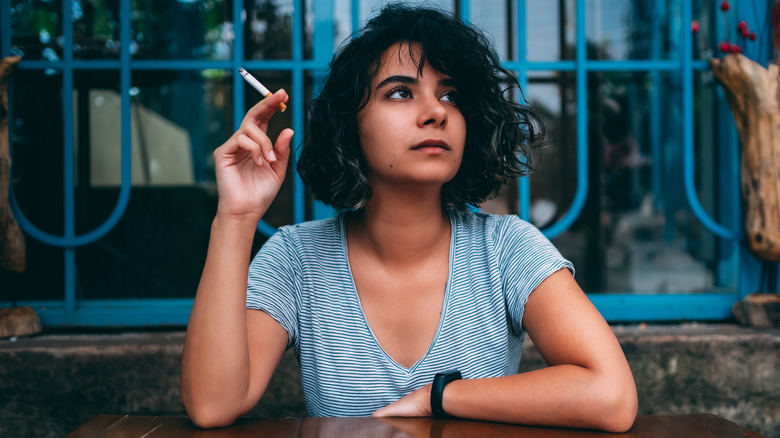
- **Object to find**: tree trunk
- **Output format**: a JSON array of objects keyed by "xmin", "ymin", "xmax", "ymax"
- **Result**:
[
  {"xmin": 0, "ymin": 55, "xmax": 26, "ymax": 273},
  {"xmin": 710, "ymin": 53, "xmax": 780, "ymax": 262}
]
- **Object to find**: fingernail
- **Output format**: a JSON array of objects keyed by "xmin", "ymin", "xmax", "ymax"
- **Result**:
[{"xmin": 268, "ymin": 150, "xmax": 277, "ymax": 162}]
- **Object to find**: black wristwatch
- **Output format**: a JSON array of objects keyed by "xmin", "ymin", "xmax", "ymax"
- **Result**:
[{"xmin": 430, "ymin": 370, "xmax": 462, "ymax": 418}]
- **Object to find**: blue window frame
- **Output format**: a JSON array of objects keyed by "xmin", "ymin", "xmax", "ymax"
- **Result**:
[{"xmin": 0, "ymin": 0, "xmax": 776, "ymax": 326}]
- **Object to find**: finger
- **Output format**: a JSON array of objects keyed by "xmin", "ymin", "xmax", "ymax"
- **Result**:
[
  {"xmin": 234, "ymin": 134, "xmax": 265, "ymax": 166},
  {"xmin": 267, "ymin": 129, "xmax": 294, "ymax": 180},
  {"xmin": 245, "ymin": 89, "xmax": 289, "ymax": 129},
  {"xmin": 272, "ymin": 128, "xmax": 295, "ymax": 163},
  {"xmin": 242, "ymin": 122, "xmax": 277, "ymax": 163}
]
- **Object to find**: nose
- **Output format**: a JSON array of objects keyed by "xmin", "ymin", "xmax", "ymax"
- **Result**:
[{"xmin": 417, "ymin": 95, "xmax": 448, "ymax": 128}]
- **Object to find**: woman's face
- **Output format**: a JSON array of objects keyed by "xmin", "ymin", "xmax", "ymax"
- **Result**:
[{"xmin": 356, "ymin": 42, "xmax": 466, "ymax": 191}]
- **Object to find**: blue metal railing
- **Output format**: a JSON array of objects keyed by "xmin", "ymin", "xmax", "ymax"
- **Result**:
[
  {"xmin": 682, "ymin": 0, "xmax": 741, "ymax": 241},
  {"xmin": 1, "ymin": 0, "xmax": 762, "ymax": 326}
]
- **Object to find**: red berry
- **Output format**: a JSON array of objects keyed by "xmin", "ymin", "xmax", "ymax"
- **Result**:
[
  {"xmin": 748, "ymin": 32, "xmax": 757, "ymax": 41},
  {"xmin": 730, "ymin": 43, "xmax": 742, "ymax": 53},
  {"xmin": 720, "ymin": 1, "xmax": 731, "ymax": 12},
  {"xmin": 719, "ymin": 41, "xmax": 731, "ymax": 52},
  {"xmin": 691, "ymin": 20, "xmax": 700, "ymax": 33}
]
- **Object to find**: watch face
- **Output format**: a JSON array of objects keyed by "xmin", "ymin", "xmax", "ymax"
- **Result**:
[{"xmin": 437, "ymin": 370, "xmax": 462, "ymax": 379}]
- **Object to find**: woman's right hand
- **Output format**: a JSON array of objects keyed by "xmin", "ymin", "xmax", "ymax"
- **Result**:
[{"xmin": 213, "ymin": 90, "xmax": 293, "ymax": 222}]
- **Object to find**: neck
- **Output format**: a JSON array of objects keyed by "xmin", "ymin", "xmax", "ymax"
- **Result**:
[{"xmin": 347, "ymin": 188, "xmax": 451, "ymax": 265}]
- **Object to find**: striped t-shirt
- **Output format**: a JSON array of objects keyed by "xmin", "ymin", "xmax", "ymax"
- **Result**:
[{"xmin": 246, "ymin": 208, "xmax": 573, "ymax": 416}]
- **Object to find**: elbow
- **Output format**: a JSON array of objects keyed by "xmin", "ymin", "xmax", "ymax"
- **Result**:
[
  {"xmin": 181, "ymin": 390, "xmax": 242, "ymax": 430},
  {"xmin": 592, "ymin": 381, "xmax": 638, "ymax": 433},
  {"xmin": 184, "ymin": 400, "xmax": 241, "ymax": 430}
]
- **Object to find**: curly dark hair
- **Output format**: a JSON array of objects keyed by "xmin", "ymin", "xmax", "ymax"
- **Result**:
[{"xmin": 297, "ymin": 3, "xmax": 544, "ymax": 211}]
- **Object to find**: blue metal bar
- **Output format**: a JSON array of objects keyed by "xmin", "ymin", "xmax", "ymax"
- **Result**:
[
  {"xmin": 292, "ymin": 0, "xmax": 306, "ymax": 225},
  {"xmin": 681, "ymin": 0, "xmax": 740, "ymax": 241},
  {"xmin": 459, "ymin": 0, "xmax": 469, "ymax": 22},
  {"xmin": 541, "ymin": 0, "xmax": 588, "ymax": 239},
  {"xmin": 503, "ymin": 59, "xmax": 700, "ymax": 72},
  {"xmin": 310, "ymin": 0, "xmax": 338, "ymax": 221},
  {"xmin": 15, "ymin": 58, "xmax": 712, "ymax": 72},
  {"xmin": 352, "ymin": 0, "xmax": 360, "ymax": 33},
  {"xmin": 589, "ymin": 293, "xmax": 740, "ymax": 322},
  {"xmin": 1, "ymin": 299, "xmax": 196, "ymax": 326},
  {"xmin": 11, "ymin": 0, "xmax": 133, "ymax": 249},
  {"xmin": 63, "ymin": 0, "xmax": 76, "ymax": 312},
  {"xmin": 649, "ymin": 2, "xmax": 664, "ymax": 210},
  {"xmin": 232, "ymin": 0, "xmax": 244, "ymax": 134},
  {"xmin": 15, "ymin": 57, "xmax": 703, "ymax": 73},
  {"xmin": 0, "ymin": 292, "xmax": 741, "ymax": 326},
  {"xmin": 516, "ymin": 0, "xmax": 530, "ymax": 222},
  {"xmin": 14, "ymin": 59, "xmax": 327, "ymax": 70}
]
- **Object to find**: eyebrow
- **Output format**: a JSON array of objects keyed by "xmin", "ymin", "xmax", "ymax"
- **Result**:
[{"xmin": 375, "ymin": 75, "xmax": 458, "ymax": 90}]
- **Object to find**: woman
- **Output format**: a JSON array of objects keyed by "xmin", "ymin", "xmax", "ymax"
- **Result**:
[{"xmin": 180, "ymin": 4, "xmax": 637, "ymax": 431}]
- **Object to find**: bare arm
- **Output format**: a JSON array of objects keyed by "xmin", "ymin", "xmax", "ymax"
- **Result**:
[
  {"xmin": 374, "ymin": 269, "xmax": 638, "ymax": 432},
  {"xmin": 180, "ymin": 91, "xmax": 294, "ymax": 429}
]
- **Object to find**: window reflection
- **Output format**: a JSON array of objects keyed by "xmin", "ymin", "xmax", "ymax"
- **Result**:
[
  {"xmin": 73, "ymin": 0, "xmax": 121, "ymax": 60},
  {"xmin": 585, "ymin": 0, "xmax": 675, "ymax": 61},
  {"xmin": 10, "ymin": 0, "xmax": 64, "ymax": 60},
  {"xmin": 132, "ymin": 0, "xmax": 231, "ymax": 60},
  {"xmin": 2, "ymin": 0, "xmax": 739, "ymax": 303},
  {"xmin": 526, "ymin": 0, "xmax": 576, "ymax": 61},
  {"xmin": 245, "ymin": 0, "xmax": 295, "ymax": 60}
]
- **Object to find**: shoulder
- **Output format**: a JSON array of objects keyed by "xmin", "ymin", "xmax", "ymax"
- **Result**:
[
  {"xmin": 449, "ymin": 208, "xmax": 542, "ymax": 244},
  {"xmin": 450, "ymin": 208, "xmax": 572, "ymax": 273},
  {"xmin": 271, "ymin": 214, "xmax": 343, "ymax": 245}
]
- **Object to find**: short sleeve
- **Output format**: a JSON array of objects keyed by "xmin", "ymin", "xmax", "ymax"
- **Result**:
[
  {"xmin": 494, "ymin": 216, "xmax": 574, "ymax": 333},
  {"xmin": 246, "ymin": 226, "xmax": 301, "ymax": 349}
]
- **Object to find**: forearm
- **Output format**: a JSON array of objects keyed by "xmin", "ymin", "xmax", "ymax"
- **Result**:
[
  {"xmin": 443, "ymin": 365, "xmax": 637, "ymax": 432},
  {"xmin": 181, "ymin": 215, "xmax": 259, "ymax": 427}
]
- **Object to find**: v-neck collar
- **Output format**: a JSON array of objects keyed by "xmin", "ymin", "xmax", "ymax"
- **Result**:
[{"xmin": 338, "ymin": 209, "xmax": 457, "ymax": 373}]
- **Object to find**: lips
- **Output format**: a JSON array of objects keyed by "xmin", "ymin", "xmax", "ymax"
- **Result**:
[{"xmin": 412, "ymin": 139, "xmax": 450, "ymax": 150}]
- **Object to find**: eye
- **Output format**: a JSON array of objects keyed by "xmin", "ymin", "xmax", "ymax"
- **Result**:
[
  {"xmin": 440, "ymin": 90, "xmax": 458, "ymax": 104},
  {"xmin": 387, "ymin": 87, "xmax": 412, "ymax": 99}
]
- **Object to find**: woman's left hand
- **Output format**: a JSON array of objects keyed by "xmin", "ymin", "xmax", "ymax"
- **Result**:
[{"xmin": 372, "ymin": 384, "xmax": 433, "ymax": 417}]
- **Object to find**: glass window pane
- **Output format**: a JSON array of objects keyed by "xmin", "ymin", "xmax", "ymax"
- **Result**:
[
  {"xmin": 74, "ymin": 0, "xmax": 121, "ymax": 60},
  {"xmin": 245, "ymin": 0, "xmax": 294, "ymax": 60},
  {"xmin": 470, "ymin": 0, "xmax": 511, "ymax": 60},
  {"xmin": 695, "ymin": 68, "xmax": 739, "ymax": 289},
  {"xmin": 490, "ymin": 69, "xmax": 738, "ymax": 295},
  {"xmin": 3, "ymin": 68, "xmax": 67, "ymax": 301},
  {"xmin": 9, "ymin": 69, "xmax": 65, "ymax": 236},
  {"xmin": 527, "ymin": 70, "xmax": 578, "ymax": 227},
  {"xmin": 73, "ymin": 69, "xmax": 298, "ymax": 299},
  {"xmin": 585, "ymin": 0, "xmax": 673, "ymax": 61},
  {"xmin": 526, "ymin": 0, "xmax": 576, "ymax": 61},
  {"xmin": 334, "ymin": 0, "xmax": 354, "ymax": 48},
  {"xmin": 10, "ymin": 0, "xmax": 63, "ymax": 61},
  {"xmin": 7, "ymin": 66, "xmax": 305, "ymax": 300},
  {"xmin": 359, "ymin": 0, "xmax": 452, "ymax": 26},
  {"xmin": 131, "ymin": 0, "xmax": 231, "ymax": 60}
]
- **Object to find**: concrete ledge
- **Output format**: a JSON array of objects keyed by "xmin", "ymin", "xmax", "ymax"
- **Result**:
[{"xmin": 0, "ymin": 324, "xmax": 777, "ymax": 437}]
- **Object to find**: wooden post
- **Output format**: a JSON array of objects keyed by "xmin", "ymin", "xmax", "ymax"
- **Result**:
[
  {"xmin": 0, "ymin": 55, "xmax": 26, "ymax": 273},
  {"xmin": 710, "ymin": 53, "xmax": 780, "ymax": 261}
]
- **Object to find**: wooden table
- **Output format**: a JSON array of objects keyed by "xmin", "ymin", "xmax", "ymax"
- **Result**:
[{"xmin": 66, "ymin": 414, "xmax": 765, "ymax": 438}]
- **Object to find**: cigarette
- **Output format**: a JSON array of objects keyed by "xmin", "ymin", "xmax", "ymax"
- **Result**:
[{"xmin": 239, "ymin": 68, "xmax": 287, "ymax": 112}]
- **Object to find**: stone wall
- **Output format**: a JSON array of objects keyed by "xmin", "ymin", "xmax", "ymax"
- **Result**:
[{"xmin": 0, "ymin": 324, "xmax": 777, "ymax": 438}]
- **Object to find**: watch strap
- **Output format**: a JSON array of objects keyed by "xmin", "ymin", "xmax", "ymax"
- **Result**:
[{"xmin": 430, "ymin": 370, "xmax": 462, "ymax": 418}]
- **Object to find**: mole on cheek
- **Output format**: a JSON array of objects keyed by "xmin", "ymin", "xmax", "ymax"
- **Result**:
[{"xmin": 389, "ymin": 164, "xmax": 394, "ymax": 168}]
